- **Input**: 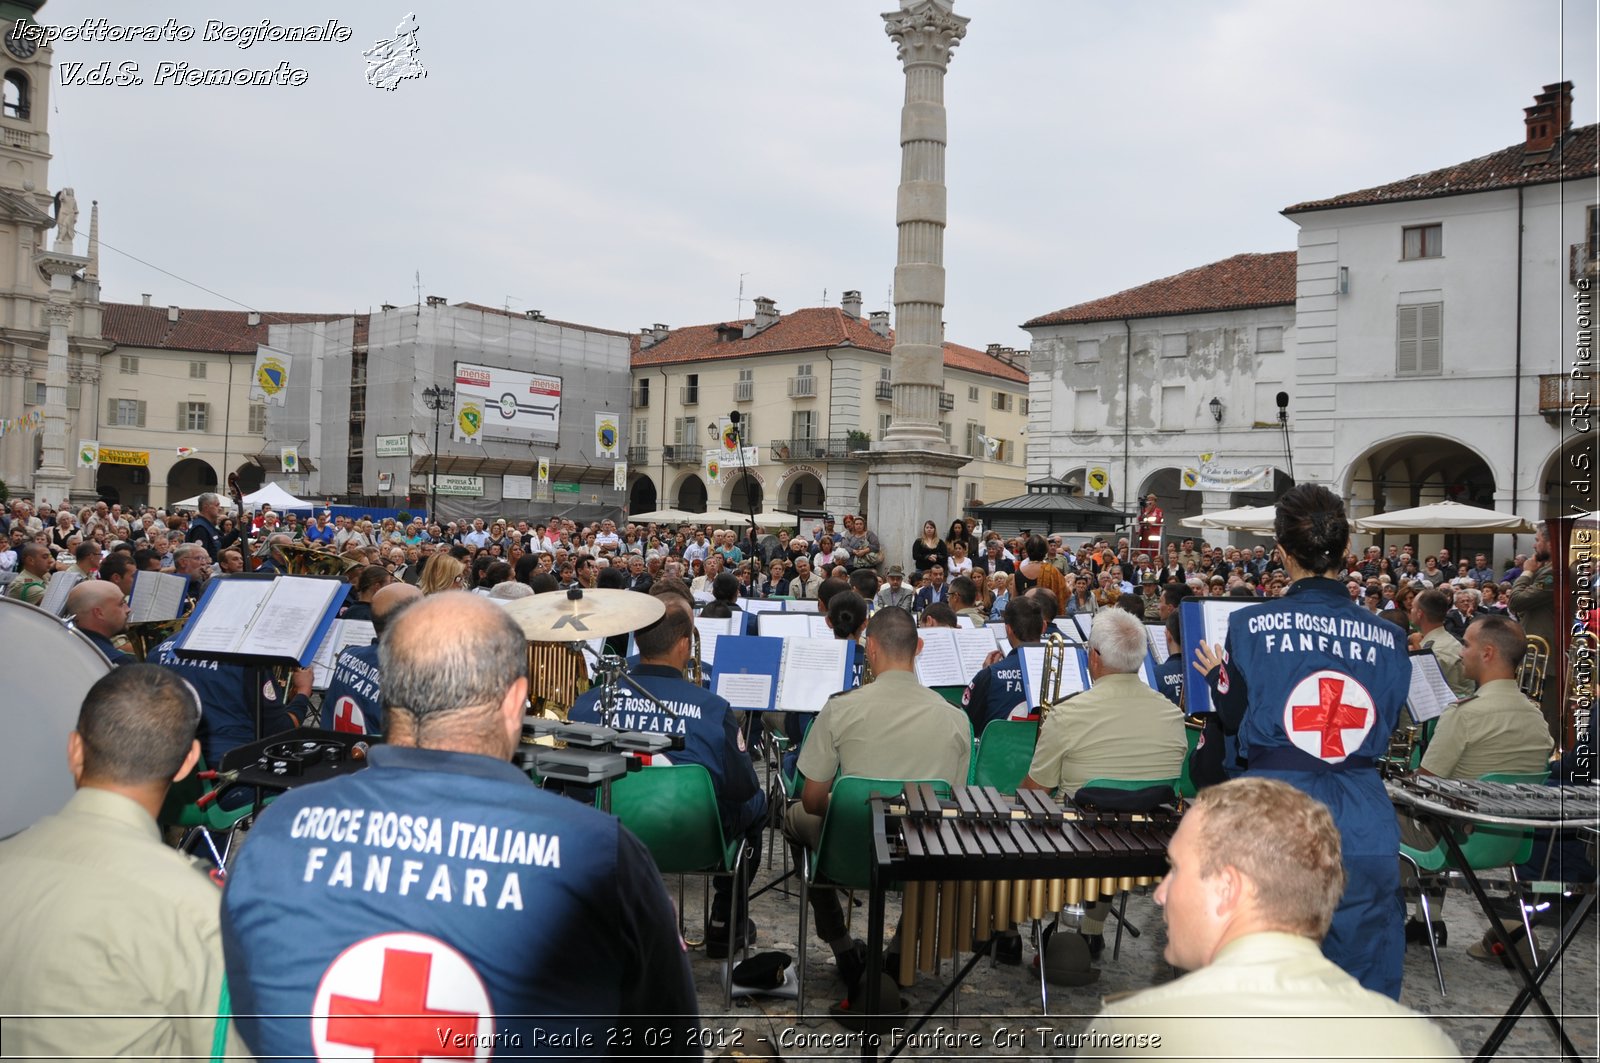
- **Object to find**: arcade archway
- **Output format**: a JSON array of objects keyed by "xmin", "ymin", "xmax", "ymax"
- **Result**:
[
  {"xmin": 675, "ymin": 474, "xmax": 707, "ymax": 513},
  {"xmin": 166, "ymin": 457, "xmax": 218, "ymax": 506},
  {"xmin": 628, "ymin": 473, "xmax": 657, "ymax": 516}
]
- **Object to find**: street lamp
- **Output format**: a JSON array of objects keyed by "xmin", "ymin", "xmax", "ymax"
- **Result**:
[{"xmin": 422, "ymin": 385, "xmax": 454, "ymax": 521}]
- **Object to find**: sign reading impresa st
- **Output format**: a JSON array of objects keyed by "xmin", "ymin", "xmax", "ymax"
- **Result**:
[{"xmin": 453, "ymin": 362, "xmax": 562, "ymax": 445}]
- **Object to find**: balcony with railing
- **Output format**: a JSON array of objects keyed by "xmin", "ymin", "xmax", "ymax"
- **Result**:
[
  {"xmin": 769, "ymin": 436, "xmax": 869, "ymax": 462},
  {"xmin": 679, "ymin": 385, "xmax": 698, "ymax": 405},
  {"xmin": 626, "ymin": 445, "xmax": 650, "ymax": 466},
  {"xmin": 735, "ymin": 380, "xmax": 754, "ymax": 402},
  {"xmin": 1539, "ymin": 374, "xmax": 1580, "ymax": 420},
  {"xmin": 663, "ymin": 444, "xmax": 699, "ymax": 464},
  {"xmin": 938, "ymin": 391, "xmax": 955, "ymax": 411},
  {"xmin": 875, "ymin": 380, "xmax": 892, "ymax": 401},
  {"xmin": 631, "ymin": 387, "xmax": 650, "ymax": 408}
]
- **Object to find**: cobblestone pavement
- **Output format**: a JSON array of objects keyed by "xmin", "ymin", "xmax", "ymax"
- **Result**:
[{"xmin": 680, "ymin": 864, "xmax": 1598, "ymax": 1061}]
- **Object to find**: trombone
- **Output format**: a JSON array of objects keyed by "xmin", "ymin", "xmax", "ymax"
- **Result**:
[
  {"xmin": 1518, "ymin": 634, "xmax": 1551, "ymax": 702},
  {"xmin": 1038, "ymin": 631, "xmax": 1073, "ymax": 720}
]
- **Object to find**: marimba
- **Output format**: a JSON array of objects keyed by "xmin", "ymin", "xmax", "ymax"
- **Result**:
[
  {"xmin": 858, "ymin": 784, "xmax": 1181, "ymax": 1060},
  {"xmin": 1388, "ymin": 774, "xmax": 1600, "ymax": 1062}
]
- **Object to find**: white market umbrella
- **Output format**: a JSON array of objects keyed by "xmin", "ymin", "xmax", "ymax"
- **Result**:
[
  {"xmin": 1179, "ymin": 505, "xmax": 1278, "ymax": 533},
  {"xmin": 1352, "ymin": 501, "xmax": 1537, "ymax": 535},
  {"xmin": 701, "ymin": 508, "xmax": 798, "ymax": 528},
  {"xmin": 628, "ymin": 508, "xmax": 710, "ymax": 525}
]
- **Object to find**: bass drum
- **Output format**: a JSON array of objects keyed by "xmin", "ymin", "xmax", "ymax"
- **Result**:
[{"xmin": 0, "ymin": 597, "xmax": 113, "ymax": 838}]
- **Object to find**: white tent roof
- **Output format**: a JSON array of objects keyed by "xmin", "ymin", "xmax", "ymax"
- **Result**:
[
  {"xmin": 1351, "ymin": 501, "xmax": 1537, "ymax": 534},
  {"xmin": 1179, "ymin": 505, "xmax": 1278, "ymax": 533},
  {"xmin": 169, "ymin": 482, "xmax": 317, "ymax": 513},
  {"xmin": 628, "ymin": 508, "xmax": 711, "ymax": 525}
]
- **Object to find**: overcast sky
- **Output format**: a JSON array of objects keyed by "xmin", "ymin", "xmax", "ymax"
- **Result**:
[{"xmin": 40, "ymin": 0, "xmax": 1599, "ymax": 351}]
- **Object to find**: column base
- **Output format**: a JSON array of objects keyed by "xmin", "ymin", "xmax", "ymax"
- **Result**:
[
  {"xmin": 863, "ymin": 447, "xmax": 971, "ymax": 574},
  {"xmin": 32, "ymin": 467, "xmax": 73, "ymax": 511}
]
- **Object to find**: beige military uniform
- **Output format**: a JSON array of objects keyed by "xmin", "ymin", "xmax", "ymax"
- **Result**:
[
  {"xmin": 0, "ymin": 788, "xmax": 246, "ymax": 1059},
  {"xmin": 1085, "ymin": 932, "xmax": 1461, "ymax": 1061},
  {"xmin": 1027, "ymin": 672, "xmax": 1186, "ymax": 799},
  {"xmin": 4, "ymin": 571, "xmax": 44, "ymax": 606},
  {"xmin": 785, "ymin": 670, "xmax": 971, "ymax": 848},
  {"xmin": 1421, "ymin": 678, "xmax": 1553, "ymax": 779},
  {"xmin": 956, "ymin": 606, "xmax": 988, "ymax": 628},
  {"xmin": 1421, "ymin": 627, "xmax": 1472, "ymax": 698},
  {"xmin": 1509, "ymin": 564, "xmax": 1559, "ymax": 742}
]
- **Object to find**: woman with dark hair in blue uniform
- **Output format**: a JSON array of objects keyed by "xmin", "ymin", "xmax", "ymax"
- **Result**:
[{"xmin": 1193, "ymin": 483, "xmax": 1408, "ymax": 999}]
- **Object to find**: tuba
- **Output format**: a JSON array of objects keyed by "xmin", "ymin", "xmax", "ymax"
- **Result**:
[{"xmin": 121, "ymin": 615, "xmax": 188, "ymax": 661}]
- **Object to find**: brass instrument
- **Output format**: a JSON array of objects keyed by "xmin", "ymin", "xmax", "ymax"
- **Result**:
[
  {"xmin": 691, "ymin": 627, "xmax": 703, "ymax": 685},
  {"xmin": 1518, "ymin": 634, "xmax": 1551, "ymax": 702},
  {"xmin": 256, "ymin": 540, "xmax": 364, "ymax": 576},
  {"xmin": 1038, "ymin": 631, "xmax": 1071, "ymax": 719},
  {"xmin": 120, "ymin": 616, "xmax": 188, "ymax": 661}
]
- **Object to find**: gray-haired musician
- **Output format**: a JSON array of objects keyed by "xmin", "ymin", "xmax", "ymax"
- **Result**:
[
  {"xmin": 1083, "ymin": 777, "xmax": 1459, "ymax": 1060},
  {"xmin": 1022, "ymin": 607, "xmax": 1186, "ymax": 959}
]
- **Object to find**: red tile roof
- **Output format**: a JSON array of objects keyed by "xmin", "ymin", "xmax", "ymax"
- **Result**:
[
  {"xmin": 455, "ymin": 302, "xmax": 634, "ymax": 338},
  {"xmin": 1284, "ymin": 124, "xmax": 1598, "ymax": 214},
  {"xmin": 102, "ymin": 303, "xmax": 370, "ymax": 353},
  {"xmin": 1022, "ymin": 251, "xmax": 1296, "ymax": 328},
  {"xmin": 629, "ymin": 306, "xmax": 1028, "ymax": 383}
]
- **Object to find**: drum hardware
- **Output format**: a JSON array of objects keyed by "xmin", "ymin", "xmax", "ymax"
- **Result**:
[{"xmin": 501, "ymin": 586, "xmax": 667, "ymax": 641}]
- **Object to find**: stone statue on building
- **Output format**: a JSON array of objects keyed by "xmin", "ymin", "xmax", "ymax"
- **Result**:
[{"xmin": 53, "ymin": 187, "xmax": 77, "ymax": 245}]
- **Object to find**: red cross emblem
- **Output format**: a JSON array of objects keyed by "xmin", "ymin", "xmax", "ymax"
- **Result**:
[
  {"xmin": 312, "ymin": 932, "xmax": 493, "ymax": 1061},
  {"xmin": 1282, "ymin": 670, "xmax": 1375, "ymax": 762},
  {"xmin": 331, "ymin": 696, "xmax": 366, "ymax": 734}
]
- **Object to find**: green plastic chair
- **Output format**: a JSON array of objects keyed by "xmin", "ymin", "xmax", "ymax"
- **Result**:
[
  {"xmin": 1399, "ymin": 770, "xmax": 1549, "ymax": 996},
  {"xmin": 158, "ymin": 755, "xmax": 257, "ymax": 872},
  {"xmin": 797, "ymin": 776, "xmax": 954, "ymax": 1019},
  {"xmin": 1177, "ymin": 723, "xmax": 1203, "ymax": 799},
  {"xmin": 609, "ymin": 764, "xmax": 750, "ymax": 1008},
  {"xmin": 972, "ymin": 719, "xmax": 1039, "ymax": 795},
  {"xmin": 933, "ymin": 685, "xmax": 966, "ymax": 709}
]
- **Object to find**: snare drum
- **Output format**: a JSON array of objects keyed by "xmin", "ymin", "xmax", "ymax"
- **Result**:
[{"xmin": 0, "ymin": 598, "xmax": 113, "ymax": 837}]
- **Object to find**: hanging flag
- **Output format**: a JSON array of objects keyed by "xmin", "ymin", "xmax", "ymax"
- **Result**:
[
  {"xmin": 453, "ymin": 392, "xmax": 483, "ymax": 446},
  {"xmin": 250, "ymin": 348, "xmax": 292, "ymax": 406},
  {"xmin": 978, "ymin": 434, "xmax": 1000, "ymax": 459},
  {"xmin": 613, "ymin": 462, "xmax": 627, "ymax": 491},
  {"xmin": 718, "ymin": 417, "xmax": 741, "ymax": 454},
  {"xmin": 704, "ymin": 450, "xmax": 721, "ymax": 486},
  {"xmin": 175, "ymin": 445, "xmax": 200, "ymax": 458},
  {"xmin": 594, "ymin": 413, "xmax": 619, "ymax": 459},
  {"xmin": 280, "ymin": 446, "xmax": 299, "ymax": 474},
  {"xmin": 77, "ymin": 440, "xmax": 99, "ymax": 469},
  {"xmin": 537, "ymin": 458, "xmax": 550, "ymax": 484}
]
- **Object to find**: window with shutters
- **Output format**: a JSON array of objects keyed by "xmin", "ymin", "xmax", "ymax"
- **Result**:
[
  {"xmin": 791, "ymin": 409, "xmax": 816, "ymax": 444},
  {"xmin": 181, "ymin": 402, "xmax": 210, "ymax": 432},
  {"xmin": 967, "ymin": 385, "xmax": 979, "ymax": 402},
  {"xmin": 965, "ymin": 422, "xmax": 983, "ymax": 458},
  {"xmin": 1396, "ymin": 303, "xmax": 1443, "ymax": 376},
  {"xmin": 633, "ymin": 417, "xmax": 649, "ymax": 446},
  {"xmin": 673, "ymin": 416, "xmax": 696, "ymax": 446},
  {"xmin": 27, "ymin": 382, "xmax": 79, "ymax": 407},
  {"xmin": 248, "ymin": 403, "xmax": 268, "ymax": 434},
  {"xmin": 877, "ymin": 413, "xmax": 892, "ymax": 440},
  {"xmin": 107, "ymin": 398, "xmax": 146, "ymax": 427},
  {"xmin": 1021, "ymin": 397, "xmax": 1030, "ymax": 416},
  {"xmin": 119, "ymin": 356, "xmax": 139, "ymax": 375},
  {"xmin": 1402, "ymin": 224, "xmax": 1442, "ymax": 260},
  {"xmin": 189, "ymin": 361, "xmax": 207, "ymax": 379},
  {"xmin": 940, "ymin": 421, "xmax": 951, "ymax": 443}
]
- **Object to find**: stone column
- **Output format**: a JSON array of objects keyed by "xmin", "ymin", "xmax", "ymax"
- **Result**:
[
  {"xmin": 866, "ymin": 0, "xmax": 970, "ymax": 566},
  {"xmin": 32, "ymin": 244, "xmax": 88, "ymax": 509},
  {"xmin": 70, "ymin": 362, "xmax": 101, "ymax": 500}
]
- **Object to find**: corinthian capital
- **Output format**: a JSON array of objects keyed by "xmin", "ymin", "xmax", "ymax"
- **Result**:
[{"xmin": 882, "ymin": 0, "xmax": 969, "ymax": 68}]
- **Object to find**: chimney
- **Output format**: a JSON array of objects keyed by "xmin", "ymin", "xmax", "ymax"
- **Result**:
[
  {"xmin": 1524, "ymin": 81, "xmax": 1573, "ymax": 155},
  {"xmin": 868, "ymin": 310, "xmax": 891, "ymax": 338},
  {"xmin": 638, "ymin": 326, "xmax": 656, "ymax": 350},
  {"xmin": 524, "ymin": 309, "xmax": 545, "ymax": 321},
  {"xmin": 425, "ymin": 295, "xmax": 447, "ymax": 307},
  {"xmin": 986, "ymin": 343, "xmax": 1003, "ymax": 358},
  {"xmin": 167, "ymin": 305, "xmax": 180, "ymax": 322},
  {"xmin": 841, "ymin": 289, "xmax": 862, "ymax": 319},
  {"xmin": 381, "ymin": 303, "xmax": 396, "ymax": 311},
  {"xmin": 141, "ymin": 293, "xmax": 151, "ymax": 307},
  {"xmin": 651, "ymin": 323, "xmax": 670, "ymax": 343},
  {"xmin": 246, "ymin": 311, "xmax": 261, "ymax": 326}
]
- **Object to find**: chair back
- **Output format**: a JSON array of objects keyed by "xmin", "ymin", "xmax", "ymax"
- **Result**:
[
  {"xmin": 933, "ymin": 686, "xmax": 965, "ymax": 709},
  {"xmin": 973, "ymin": 719, "xmax": 1039, "ymax": 795},
  {"xmin": 1448, "ymin": 771, "xmax": 1549, "ymax": 871},
  {"xmin": 1177, "ymin": 723, "xmax": 1202, "ymax": 799},
  {"xmin": 814, "ymin": 776, "xmax": 952, "ymax": 890},
  {"xmin": 609, "ymin": 764, "xmax": 731, "ymax": 875},
  {"xmin": 1076, "ymin": 776, "xmax": 1180, "ymax": 814},
  {"xmin": 157, "ymin": 755, "xmax": 256, "ymax": 832}
]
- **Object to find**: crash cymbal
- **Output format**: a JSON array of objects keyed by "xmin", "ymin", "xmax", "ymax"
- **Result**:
[{"xmin": 500, "ymin": 587, "xmax": 666, "ymax": 641}]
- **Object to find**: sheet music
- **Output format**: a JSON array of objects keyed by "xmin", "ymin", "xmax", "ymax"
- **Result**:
[
  {"xmin": 180, "ymin": 580, "xmax": 275, "ymax": 654},
  {"xmin": 1147, "ymin": 623, "xmax": 1171, "ymax": 664},
  {"xmin": 756, "ymin": 613, "xmax": 811, "ymax": 640},
  {"xmin": 1070, "ymin": 613, "xmax": 1092, "ymax": 641},
  {"xmin": 1052, "ymin": 617, "xmax": 1084, "ymax": 643},
  {"xmin": 38, "ymin": 571, "xmax": 84, "ymax": 616},
  {"xmin": 955, "ymin": 614, "xmax": 976, "ymax": 629},
  {"xmin": 715, "ymin": 671, "xmax": 772, "ymax": 711},
  {"xmin": 695, "ymin": 616, "xmax": 738, "ymax": 667},
  {"xmin": 954, "ymin": 627, "xmax": 1001, "ymax": 680},
  {"xmin": 914, "ymin": 628, "xmax": 964, "ymax": 686},
  {"xmin": 777, "ymin": 637, "xmax": 848, "ymax": 714},
  {"xmin": 310, "ymin": 620, "xmax": 376, "ymax": 690},
  {"xmin": 742, "ymin": 598, "xmax": 784, "ymax": 615},
  {"xmin": 129, "ymin": 570, "xmax": 188, "ymax": 623},
  {"xmin": 1019, "ymin": 644, "xmax": 1047, "ymax": 708},
  {"xmin": 784, "ymin": 599, "xmax": 821, "ymax": 614},
  {"xmin": 1406, "ymin": 652, "xmax": 1458, "ymax": 723}
]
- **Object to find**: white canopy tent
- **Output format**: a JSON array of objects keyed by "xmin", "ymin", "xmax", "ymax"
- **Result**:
[
  {"xmin": 628, "ymin": 508, "xmax": 712, "ymax": 525},
  {"xmin": 1179, "ymin": 505, "xmax": 1278, "ymax": 534},
  {"xmin": 169, "ymin": 482, "xmax": 319, "ymax": 514},
  {"xmin": 1351, "ymin": 501, "xmax": 1538, "ymax": 535}
]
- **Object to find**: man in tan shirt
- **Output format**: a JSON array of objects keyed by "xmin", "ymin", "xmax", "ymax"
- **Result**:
[
  {"xmin": 1412, "ymin": 588, "xmax": 1472, "ymax": 697},
  {"xmin": 0, "ymin": 665, "xmax": 244, "ymax": 1059}
]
